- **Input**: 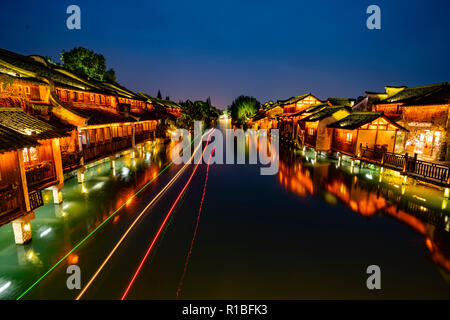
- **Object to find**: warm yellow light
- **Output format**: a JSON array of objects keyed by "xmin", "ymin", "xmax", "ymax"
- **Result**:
[{"xmin": 23, "ymin": 223, "xmax": 31, "ymax": 232}]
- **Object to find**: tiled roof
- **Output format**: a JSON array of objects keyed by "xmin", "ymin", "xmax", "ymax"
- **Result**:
[
  {"xmin": 380, "ymin": 83, "xmax": 448, "ymax": 104},
  {"xmin": 327, "ymin": 112, "xmax": 383, "ymax": 130},
  {"xmin": 401, "ymin": 84, "xmax": 450, "ymax": 106},
  {"xmin": 277, "ymin": 93, "xmax": 311, "ymax": 105},
  {"xmin": 0, "ymin": 107, "xmax": 69, "ymax": 139},
  {"xmin": 327, "ymin": 98, "xmax": 355, "ymax": 107},
  {"xmin": 69, "ymin": 106, "xmax": 136, "ymax": 125},
  {"xmin": 0, "ymin": 124, "xmax": 39, "ymax": 153},
  {"xmin": 300, "ymin": 106, "xmax": 348, "ymax": 122},
  {"xmin": 0, "ymin": 48, "xmax": 143, "ymax": 100}
]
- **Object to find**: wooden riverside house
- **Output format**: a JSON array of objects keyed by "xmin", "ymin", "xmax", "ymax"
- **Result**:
[
  {"xmin": 327, "ymin": 112, "xmax": 408, "ymax": 157},
  {"xmin": 0, "ymin": 48, "xmax": 178, "ymax": 243},
  {"xmin": 248, "ymin": 101, "xmax": 284, "ymax": 130},
  {"xmin": 276, "ymin": 93, "xmax": 322, "ymax": 139},
  {"xmin": 371, "ymin": 83, "xmax": 450, "ymax": 161},
  {"xmin": 299, "ymin": 106, "xmax": 351, "ymax": 152}
]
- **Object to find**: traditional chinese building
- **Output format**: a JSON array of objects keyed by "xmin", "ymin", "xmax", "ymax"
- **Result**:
[
  {"xmin": 328, "ymin": 112, "xmax": 407, "ymax": 157},
  {"xmin": 299, "ymin": 106, "xmax": 351, "ymax": 152},
  {"xmin": 370, "ymin": 83, "xmax": 450, "ymax": 161},
  {"xmin": 0, "ymin": 48, "xmax": 171, "ymax": 243}
]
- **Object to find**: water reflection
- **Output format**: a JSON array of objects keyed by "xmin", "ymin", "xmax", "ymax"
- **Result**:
[
  {"xmin": 0, "ymin": 140, "xmax": 176, "ymax": 299},
  {"xmin": 278, "ymin": 147, "xmax": 450, "ymax": 278}
]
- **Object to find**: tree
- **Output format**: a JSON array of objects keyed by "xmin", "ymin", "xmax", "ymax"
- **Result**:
[
  {"xmin": 157, "ymin": 90, "xmax": 162, "ymax": 99},
  {"xmin": 104, "ymin": 68, "xmax": 116, "ymax": 82},
  {"xmin": 60, "ymin": 47, "xmax": 116, "ymax": 82},
  {"xmin": 176, "ymin": 99, "xmax": 220, "ymax": 130},
  {"xmin": 229, "ymin": 95, "xmax": 260, "ymax": 125}
]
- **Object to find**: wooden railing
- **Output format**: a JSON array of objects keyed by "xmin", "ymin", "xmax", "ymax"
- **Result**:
[
  {"xmin": 135, "ymin": 132, "xmax": 153, "ymax": 143},
  {"xmin": 359, "ymin": 145, "xmax": 450, "ymax": 185},
  {"xmin": 25, "ymin": 161, "xmax": 56, "ymax": 189},
  {"xmin": 0, "ymin": 184, "xmax": 21, "ymax": 217},
  {"xmin": 62, "ymin": 151, "xmax": 83, "ymax": 171},
  {"xmin": 29, "ymin": 190, "xmax": 43, "ymax": 211},
  {"xmin": 83, "ymin": 137, "xmax": 133, "ymax": 162}
]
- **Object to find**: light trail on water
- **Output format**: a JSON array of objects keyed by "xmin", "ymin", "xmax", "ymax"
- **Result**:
[
  {"xmin": 16, "ymin": 131, "xmax": 205, "ymax": 300},
  {"xmin": 176, "ymin": 146, "xmax": 216, "ymax": 299},
  {"xmin": 120, "ymin": 129, "xmax": 215, "ymax": 300},
  {"xmin": 76, "ymin": 130, "xmax": 213, "ymax": 299}
]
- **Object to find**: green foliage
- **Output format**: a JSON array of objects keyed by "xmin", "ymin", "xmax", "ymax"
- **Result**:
[
  {"xmin": 176, "ymin": 100, "xmax": 220, "ymax": 130},
  {"xmin": 60, "ymin": 47, "xmax": 116, "ymax": 82},
  {"xmin": 104, "ymin": 68, "xmax": 116, "ymax": 82},
  {"xmin": 229, "ymin": 95, "xmax": 260, "ymax": 125}
]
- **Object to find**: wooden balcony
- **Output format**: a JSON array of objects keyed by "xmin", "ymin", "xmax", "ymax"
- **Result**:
[
  {"xmin": 0, "ymin": 184, "xmax": 21, "ymax": 218},
  {"xmin": 83, "ymin": 137, "xmax": 133, "ymax": 163},
  {"xmin": 62, "ymin": 151, "xmax": 83, "ymax": 172},
  {"xmin": 25, "ymin": 161, "xmax": 56, "ymax": 189}
]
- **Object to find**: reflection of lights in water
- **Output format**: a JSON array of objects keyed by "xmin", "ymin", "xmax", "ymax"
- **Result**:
[
  {"xmin": 122, "ymin": 167, "xmax": 130, "ymax": 176},
  {"xmin": 445, "ymin": 216, "xmax": 449, "ymax": 232},
  {"xmin": 146, "ymin": 152, "xmax": 151, "ymax": 160},
  {"xmin": 92, "ymin": 182, "xmax": 105, "ymax": 190},
  {"xmin": 27, "ymin": 252, "xmax": 34, "ymax": 260},
  {"xmin": 81, "ymin": 184, "xmax": 88, "ymax": 194},
  {"xmin": 412, "ymin": 195, "xmax": 426, "ymax": 202},
  {"xmin": 40, "ymin": 228, "xmax": 52, "ymax": 238},
  {"xmin": 0, "ymin": 281, "xmax": 11, "ymax": 294},
  {"xmin": 113, "ymin": 168, "xmax": 116, "ymax": 176},
  {"xmin": 69, "ymin": 254, "xmax": 79, "ymax": 264},
  {"xmin": 63, "ymin": 204, "xmax": 69, "ymax": 210},
  {"xmin": 393, "ymin": 184, "xmax": 400, "ymax": 188},
  {"xmin": 23, "ymin": 223, "xmax": 30, "ymax": 232},
  {"xmin": 442, "ymin": 199, "xmax": 448, "ymax": 210},
  {"xmin": 365, "ymin": 174, "xmax": 373, "ymax": 180}
]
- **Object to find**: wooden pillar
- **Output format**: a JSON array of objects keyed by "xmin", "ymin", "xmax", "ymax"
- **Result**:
[{"xmin": 16, "ymin": 148, "xmax": 30, "ymax": 212}]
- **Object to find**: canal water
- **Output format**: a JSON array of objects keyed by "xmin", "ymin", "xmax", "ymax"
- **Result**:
[{"xmin": 0, "ymin": 121, "xmax": 449, "ymax": 299}]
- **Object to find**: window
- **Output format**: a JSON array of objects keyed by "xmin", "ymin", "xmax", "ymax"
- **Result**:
[
  {"xmin": 23, "ymin": 147, "xmax": 39, "ymax": 164},
  {"xmin": 90, "ymin": 94, "xmax": 94, "ymax": 102},
  {"xmin": 308, "ymin": 128, "xmax": 314, "ymax": 136},
  {"xmin": 24, "ymin": 86, "xmax": 30, "ymax": 95},
  {"xmin": 346, "ymin": 133, "xmax": 353, "ymax": 143}
]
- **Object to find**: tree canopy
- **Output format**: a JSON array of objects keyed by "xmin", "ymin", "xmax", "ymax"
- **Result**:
[
  {"xmin": 228, "ymin": 95, "xmax": 260, "ymax": 125},
  {"xmin": 176, "ymin": 100, "xmax": 221, "ymax": 130},
  {"xmin": 61, "ymin": 47, "xmax": 116, "ymax": 82}
]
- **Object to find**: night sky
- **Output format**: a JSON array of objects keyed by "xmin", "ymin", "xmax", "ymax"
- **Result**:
[{"xmin": 0, "ymin": 0, "xmax": 449, "ymax": 108}]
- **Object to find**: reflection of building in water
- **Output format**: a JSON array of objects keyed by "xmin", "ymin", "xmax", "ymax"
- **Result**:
[{"xmin": 277, "ymin": 151, "xmax": 450, "ymax": 274}]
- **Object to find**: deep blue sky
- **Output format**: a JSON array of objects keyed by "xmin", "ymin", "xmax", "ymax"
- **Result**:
[{"xmin": 0, "ymin": 0, "xmax": 449, "ymax": 108}]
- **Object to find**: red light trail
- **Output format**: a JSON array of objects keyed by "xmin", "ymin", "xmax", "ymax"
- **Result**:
[
  {"xmin": 176, "ymin": 145, "xmax": 215, "ymax": 299},
  {"xmin": 120, "ymin": 129, "xmax": 215, "ymax": 300}
]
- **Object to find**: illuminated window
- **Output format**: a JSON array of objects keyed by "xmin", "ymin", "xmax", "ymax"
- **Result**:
[
  {"xmin": 24, "ymin": 86, "xmax": 30, "ymax": 94},
  {"xmin": 90, "ymin": 94, "xmax": 94, "ymax": 102},
  {"xmin": 22, "ymin": 147, "xmax": 39, "ymax": 163},
  {"xmin": 346, "ymin": 133, "xmax": 353, "ymax": 143},
  {"xmin": 308, "ymin": 128, "xmax": 314, "ymax": 136},
  {"xmin": 17, "ymin": 85, "xmax": 23, "ymax": 93}
]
